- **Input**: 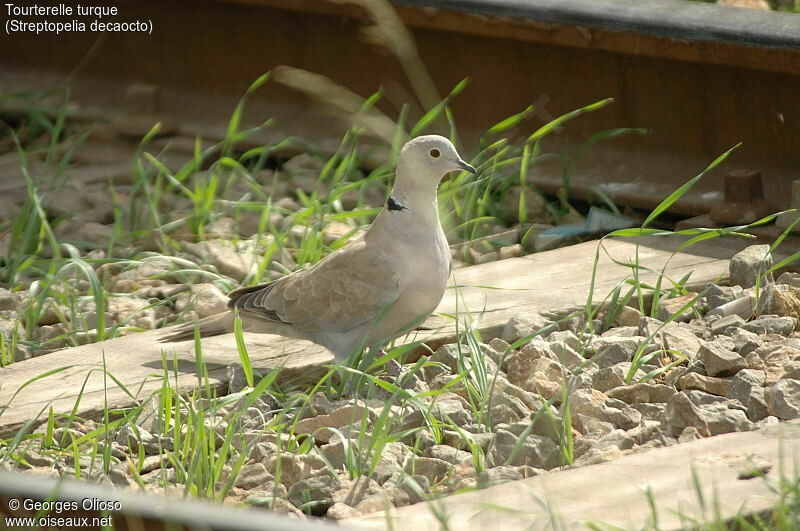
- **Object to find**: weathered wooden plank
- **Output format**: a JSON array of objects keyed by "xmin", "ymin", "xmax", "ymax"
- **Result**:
[
  {"xmin": 413, "ymin": 235, "xmax": 731, "ymax": 350},
  {"xmin": 345, "ymin": 420, "xmax": 800, "ymax": 530},
  {"xmin": 0, "ymin": 468, "xmax": 340, "ymax": 531},
  {"xmin": 0, "ymin": 236, "xmax": 730, "ymax": 438}
]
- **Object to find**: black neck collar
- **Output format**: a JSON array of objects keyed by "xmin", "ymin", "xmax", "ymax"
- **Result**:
[{"xmin": 386, "ymin": 196, "xmax": 408, "ymax": 212}]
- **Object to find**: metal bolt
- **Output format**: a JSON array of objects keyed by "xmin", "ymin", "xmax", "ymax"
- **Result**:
[{"xmin": 709, "ymin": 169, "xmax": 773, "ymax": 225}]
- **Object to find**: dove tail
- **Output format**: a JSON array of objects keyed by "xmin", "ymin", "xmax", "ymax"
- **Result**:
[{"xmin": 157, "ymin": 312, "xmax": 234, "ymax": 343}]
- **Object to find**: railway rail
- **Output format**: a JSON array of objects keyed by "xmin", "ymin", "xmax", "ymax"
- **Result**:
[{"xmin": 2, "ymin": 0, "xmax": 799, "ymax": 217}]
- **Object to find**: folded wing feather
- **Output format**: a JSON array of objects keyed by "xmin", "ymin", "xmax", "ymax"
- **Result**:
[{"xmin": 229, "ymin": 240, "xmax": 400, "ymax": 333}]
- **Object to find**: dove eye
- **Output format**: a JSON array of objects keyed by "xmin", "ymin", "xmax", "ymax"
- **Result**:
[{"xmin": 429, "ymin": 149, "xmax": 440, "ymax": 158}]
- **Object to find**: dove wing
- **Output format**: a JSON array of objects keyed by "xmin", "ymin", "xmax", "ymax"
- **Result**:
[{"xmin": 228, "ymin": 240, "xmax": 400, "ymax": 332}]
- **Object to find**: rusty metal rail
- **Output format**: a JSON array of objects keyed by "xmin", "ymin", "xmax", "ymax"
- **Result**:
[{"xmin": 399, "ymin": 0, "xmax": 800, "ymax": 50}]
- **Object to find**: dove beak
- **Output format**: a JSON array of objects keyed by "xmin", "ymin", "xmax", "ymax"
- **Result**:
[{"xmin": 457, "ymin": 159, "xmax": 477, "ymax": 174}]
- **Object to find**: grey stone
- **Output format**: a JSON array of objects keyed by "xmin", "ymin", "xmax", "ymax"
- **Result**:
[
  {"xmin": 783, "ymin": 360, "xmax": 800, "ymax": 380},
  {"xmin": 507, "ymin": 355, "xmax": 565, "ymax": 400},
  {"xmin": 727, "ymin": 328, "xmax": 763, "ymax": 356},
  {"xmin": 747, "ymin": 387, "xmax": 770, "ymax": 422},
  {"xmin": 429, "ymin": 343, "xmax": 464, "ymax": 372},
  {"xmin": 287, "ymin": 475, "xmax": 337, "ymax": 515},
  {"xmin": 105, "ymin": 465, "xmax": 132, "ymax": 487},
  {"xmin": 678, "ymin": 373, "xmax": 732, "ymax": 396},
  {"xmin": 354, "ymin": 492, "xmax": 395, "ymax": 514},
  {"xmin": 591, "ymin": 335, "xmax": 643, "ymax": 353},
  {"xmin": 499, "ymin": 244, "xmax": 522, "ymax": 260},
  {"xmin": 571, "ymin": 366, "xmax": 597, "ymax": 390},
  {"xmin": 442, "ymin": 430, "xmax": 493, "ymax": 452},
  {"xmin": 235, "ymin": 462, "xmax": 272, "ymax": 490},
  {"xmin": 661, "ymin": 323, "xmax": 703, "ymax": 359},
  {"xmin": 501, "ymin": 314, "xmax": 551, "ymax": 343},
  {"xmin": 727, "ymin": 369, "xmax": 766, "ymax": 404},
  {"xmin": 490, "ymin": 393, "xmax": 532, "ymax": 423},
  {"xmin": 630, "ymin": 402, "xmax": 666, "ymax": 421},
  {"xmin": 638, "ymin": 316, "xmax": 665, "ymax": 338},
  {"xmin": 576, "ymin": 415, "xmax": 615, "ymax": 437},
  {"xmin": 615, "ymin": 306, "xmax": 642, "ymax": 327},
  {"xmin": 730, "ymin": 245, "xmax": 772, "ymax": 288},
  {"xmin": 760, "ymin": 346, "xmax": 800, "ymax": 384},
  {"xmin": 431, "ymin": 394, "xmax": 473, "ymax": 427},
  {"xmin": 571, "ymin": 436, "xmax": 597, "ymax": 460},
  {"xmin": 516, "ymin": 465, "xmax": 545, "ymax": 478},
  {"xmin": 515, "ymin": 338, "xmax": 556, "ymax": 362},
  {"xmin": 326, "ymin": 502, "xmax": 360, "ymax": 520},
  {"xmin": 568, "ymin": 389, "xmax": 641, "ymax": 430},
  {"xmin": 701, "ymin": 403, "xmax": 755, "ymax": 435},
  {"xmin": 486, "ymin": 337, "xmax": 512, "ymax": 365},
  {"xmin": 249, "ymin": 441, "xmax": 279, "ymax": 463},
  {"xmin": 424, "ymin": 445, "xmax": 473, "ymax": 465},
  {"xmin": 626, "ymin": 419, "xmax": 665, "ymax": 445},
  {"xmin": 486, "ymin": 429, "xmax": 560, "ymax": 469},
  {"xmin": 742, "ymin": 316, "xmax": 797, "ymax": 336},
  {"xmin": 494, "ymin": 416, "xmax": 562, "ymax": 444},
  {"xmin": 488, "ymin": 403, "xmax": 523, "ymax": 426},
  {"xmin": 678, "ymin": 391, "xmax": 754, "ymax": 434},
  {"xmin": 491, "ymin": 376, "xmax": 546, "ymax": 412},
  {"xmin": 404, "ymin": 456, "xmax": 453, "ymax": 483},
  {"xmin": 369, "ymin": 442, "xmax": 409, "ymax": 484},
  {"xmin": 548, "ymin": 330, "xmax": 582, "ymax": 349},
  {"xmin": 294, "ymin": 404, "xmax": 375, "ymax": 443},
  {"xmin": 661, "ymin": 392, "xmax": 711, "ymax": 437},
  {"xmin": 698, "ymin": 341, "xmax": 746, "ymax": 377},
  {"xmin": 757, "ymin": 284, "xmax": 800, "ymax": 325},
  {"xmin": 606, "ymin": 383, "xmax": 676, "ymax": 404},
  {"xmin": 265, "ymin": 453, "xmax": 328, "ymax": 486},
  {"xmin": 592, "ymin": 365, "xmax": 629, "ymax": 393},
  {"xmin": 477, "ymin": 465, "xmax": 522, "ymax": 486},
  {"xmin": 683, "ymin": 389, "xmax": 734, "ymax": 407},
  {"xmin": 573, "ymin": 445, "xmax": 623, "ymax": 466},
  {"xmin": 181, "ymin": 239, "xmax": 258, "ymax": 282},
  {"xmin": 549, "ymin": 342, "xmax": 584, "ymax": 369},
  {"xmin": 656, "ymin": 293, "xmax": 698, "ymax": 323},
  {"xmin": 777, "ymin": 272, "xmax": 800, "ymax": 288},
  {"xmin": 678, "ymin": 426, "xmax": 704, "ymax": 443},
  {"xmin": 0, "ymin": 288, "xmax": 16, "ymax": 311},
  {"xmin": 594, "ymin": 429, "xmax": 635, "ymax": 451},
  {"xmin": 0, "ymin": 319, "xmax": 21, "ymax": 342},
  {"xmin": 745, "ymin": 351, "xmax": 767, "ymax": 371},
  {"xmin": 592, "ymin": 344, "xmax": 633, "ymax": 369},
  {"xmin": 710, "ymin": 315, "xmax": 745, "ymax": 335},
  {"xmin": 601, "ymin": 327, "xmax": 640, "ymax": 339},
  {"xmin": 189, "ymin": 283, "xmax": 228, "ymax": 318},
  {"xmin": 393, "ymin": 474, "xmax": 430, "ymax": 504},
  {"xmin": 765, "ymin": 380, "xmax": 800, "ymax": 419},
  {"xmin": 138, "ymin": 455, "xmax": 168, "ymax": 474}
]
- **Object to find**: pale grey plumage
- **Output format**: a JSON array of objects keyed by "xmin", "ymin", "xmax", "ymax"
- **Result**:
[{"xmin": 159, "ymin": 135, "xmax": 476, "ymax": 360}]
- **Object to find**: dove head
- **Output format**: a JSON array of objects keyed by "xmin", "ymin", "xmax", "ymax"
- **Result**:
[{"xmin": 398, "ymin": 135, "xmax": 476, "ymax": 182}]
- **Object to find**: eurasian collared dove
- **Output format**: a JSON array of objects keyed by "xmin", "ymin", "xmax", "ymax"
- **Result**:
[{"xmin": 159, "ymin": 135, "xmax": 476, "ymax": 361}]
